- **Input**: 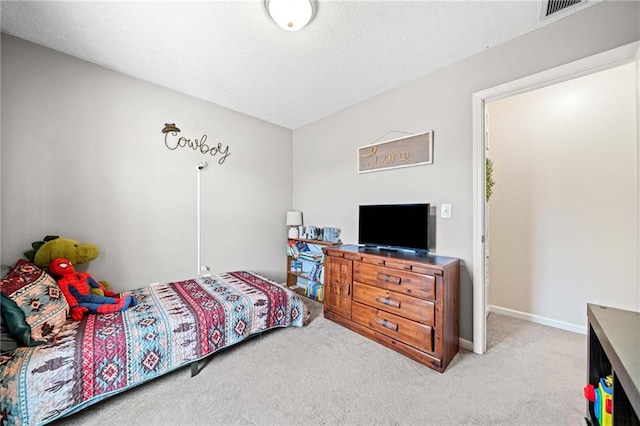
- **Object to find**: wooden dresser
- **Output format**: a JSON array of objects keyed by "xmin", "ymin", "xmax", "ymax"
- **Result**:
[{"xmin": 322, "ymin": 245, "xmax": 460, "ymax": 373}]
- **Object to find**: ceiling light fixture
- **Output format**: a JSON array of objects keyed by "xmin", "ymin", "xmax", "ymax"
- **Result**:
[{"xmin": 265, "ymin": 0, "xmax": 316, "ymax": 31}]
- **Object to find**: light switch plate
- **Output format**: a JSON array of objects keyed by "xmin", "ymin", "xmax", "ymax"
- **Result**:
[{"xmin": 441, "ymin": 204, "xmax": 452, "ymax": 218}]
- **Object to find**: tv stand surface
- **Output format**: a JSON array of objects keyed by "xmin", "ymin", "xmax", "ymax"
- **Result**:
[
  {"xmin": 377, "ymin": 246, "xmax": 399, "ymax": 253},
  {"xmin": 370, "ymin": 246, "xmax": 429, "ymax": 255},
  {"xmin": 322, "ymin": 244, "xmax": 460, "ymax": 372}
]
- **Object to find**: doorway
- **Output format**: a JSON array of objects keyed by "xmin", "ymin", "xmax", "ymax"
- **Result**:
[
  {"xmin": 486, "ymin": 62, "xmax": 637, "ymax": 335},
  {"xmin": 472, "ymin": 41, "xmax": 640, "ymax": 354}
]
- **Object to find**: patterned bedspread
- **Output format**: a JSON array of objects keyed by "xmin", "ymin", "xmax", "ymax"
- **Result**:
[{"xmin": 0, "ymin": 271, "xmax": 306, "ymax": 426}]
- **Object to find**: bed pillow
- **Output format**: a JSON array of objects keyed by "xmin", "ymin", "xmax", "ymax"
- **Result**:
[{"xmin": 0, "ymin": 259, "xmax": 69, "ymax": 346}]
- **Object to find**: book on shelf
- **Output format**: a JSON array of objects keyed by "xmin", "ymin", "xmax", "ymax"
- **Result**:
[
  {"xmin": 287, "ymin": 239, "xmax": 312, "ymax": 259},
  {"xmin": 308, "ymin": 264, "xmax": 324, "ymax": 282},
  {"xmin": 286, "ymin": 240, "xmax": 298, "ymax": 258},
  {"xmin": 290, "ymin": 260, "xmax": 302, "ymax": 272},
  {"xmin": 299, "ymin": 252, "xmax": 324, "ymax": 262},
  {"xmin": 295, "ymin": 240, "xmax": 309, "ymax": 253},
  {"xmin": 306, "ymin": 282, "xmax": 324, "ymax": 302}
]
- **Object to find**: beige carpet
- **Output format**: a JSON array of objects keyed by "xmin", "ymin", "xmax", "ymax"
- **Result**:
[{"xmin": 55, "ymin": 298, "xmax": 586, "ymax": 425}]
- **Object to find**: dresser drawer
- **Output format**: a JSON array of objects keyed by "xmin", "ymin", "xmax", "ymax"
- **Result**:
[
  {"xmin": 324, "ymin": 248, "xmax": 345, "ymax": 258},
  {"xmin": 353, "ymin": 282, "xmax": 435, "ymax": 326},
  {"xmin": 353, "ymin": 262, "xmax": 435, "ymax": 301},
  {"xmin": 352, "ymin": 302, "xmax": 433, "ymax": 353}
]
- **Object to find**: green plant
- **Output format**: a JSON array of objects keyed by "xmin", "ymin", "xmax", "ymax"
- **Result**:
[{"xmin": 486, "ymin": 158, "xmax": 495, "ymax": 202}]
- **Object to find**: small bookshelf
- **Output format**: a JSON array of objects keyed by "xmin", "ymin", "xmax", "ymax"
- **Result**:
[{"xmin": 286, "ymin": 238, "xmax": 341, "ymax": 302}]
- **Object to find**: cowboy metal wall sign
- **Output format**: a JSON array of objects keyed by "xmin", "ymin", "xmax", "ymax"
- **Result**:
[
  {"xmin": 162, "ymin": 123, "xmax": 231, "ymax": 165},
  {"xmin": 357, "ymin": 131, "xmax": 433, "ymax": 173}
]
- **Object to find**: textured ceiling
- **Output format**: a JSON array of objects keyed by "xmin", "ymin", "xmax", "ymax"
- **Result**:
[{"xmin": 0, "ymin": 0, "xmax": 595, "ymax": 129}]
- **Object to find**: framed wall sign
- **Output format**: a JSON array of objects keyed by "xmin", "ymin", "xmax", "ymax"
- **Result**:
[{"xmin": 357, "ymin": 130, "xmax": 433, "ymax": 173}]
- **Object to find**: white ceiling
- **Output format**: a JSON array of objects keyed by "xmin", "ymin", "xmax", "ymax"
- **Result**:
[{"xmin": 0, "ymin": 0, "xmax": 595, "ymax": 129}]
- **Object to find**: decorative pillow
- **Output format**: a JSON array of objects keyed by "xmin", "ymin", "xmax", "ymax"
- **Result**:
[
  {"xmin": 0, "ymin": 259, "xmax": 69, "ymax": 346},
  {"xmin": 0, "ymin": 317, "xmax": 18, "ymax": 353},
  {"xmin": 1, "ymin": 294, "xmax": 35, "ymax": 348}
]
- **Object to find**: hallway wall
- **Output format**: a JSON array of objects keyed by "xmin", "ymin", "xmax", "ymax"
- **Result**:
[{"xmin": 487, "ymin": 63, "xmax": 638, "ymax": 330}]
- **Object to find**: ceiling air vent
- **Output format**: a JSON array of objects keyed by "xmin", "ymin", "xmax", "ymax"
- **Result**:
[{"xmin": 542, "ymin": 0, "xmax": 584, "ymax": 18}]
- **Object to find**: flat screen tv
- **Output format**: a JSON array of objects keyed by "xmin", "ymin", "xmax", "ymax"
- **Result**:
[{"xmin": 358, "ymin": 203, "xmax": 430, "ymax": 253}]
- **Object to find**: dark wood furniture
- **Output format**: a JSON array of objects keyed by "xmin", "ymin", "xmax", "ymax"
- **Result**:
[
  {"xmin": 586, "ymin": 304, "xmax": 640, "ymax": 425},
  {"xmin": 322, "ymin": 245, "xmax": 460, "ymax": 372}
]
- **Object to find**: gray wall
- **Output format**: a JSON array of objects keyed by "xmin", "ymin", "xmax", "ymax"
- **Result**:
[
  {"xmin": 291, "ymin": 1, "xmax": 640, "ymax": 341},
  {"xmin": 1, "ymin": 34, "xmax": 293, "ymax": 289}
]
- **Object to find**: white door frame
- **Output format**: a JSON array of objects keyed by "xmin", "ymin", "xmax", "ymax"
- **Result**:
[{"xmin": 471, "ymin": 41, "xmax": 640, "ymax": 355}]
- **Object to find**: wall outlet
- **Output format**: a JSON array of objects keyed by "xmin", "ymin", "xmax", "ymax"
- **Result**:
[
  {"xmin": 441, "ymin": 204, "xmax": 452, "ymax": 218},
  {"xmin": 200, "ymin": 265, "xmax": 212, "ymax": 278}
]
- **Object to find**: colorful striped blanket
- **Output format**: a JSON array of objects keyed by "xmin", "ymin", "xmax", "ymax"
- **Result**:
[{"xmin": 0, "ymin": 271, "xmax": 307, "ymax": 425}]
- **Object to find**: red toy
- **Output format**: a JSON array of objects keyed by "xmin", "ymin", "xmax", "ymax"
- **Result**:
[{"xmin": 49, "ymin": 257, "xmax": 136, "ymax": 320}]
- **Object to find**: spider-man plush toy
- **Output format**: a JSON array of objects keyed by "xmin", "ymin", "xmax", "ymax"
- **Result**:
[{"xmin": 50, "ymin": 257, "xmax": 136, "ymax": 320}]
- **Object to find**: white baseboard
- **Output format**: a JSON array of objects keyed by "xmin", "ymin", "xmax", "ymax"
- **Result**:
[
  {"xmin": 487, "ymin": 305, "xmax": 587, "ymax": 335},
  {"xmin": 459, "ymin": 337, "xmax": 474, "ymax": 351}
]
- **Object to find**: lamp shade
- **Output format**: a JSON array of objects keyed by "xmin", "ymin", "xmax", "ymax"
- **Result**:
[
  {"xmin": 266, "ymin": 0, "xmax": 315, "ymax": 31},
  {"xmin": 286, "ymin": 210, "xmax": 303, "ymax": 226}
]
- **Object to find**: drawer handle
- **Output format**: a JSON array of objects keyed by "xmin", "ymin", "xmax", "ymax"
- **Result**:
[
  {"xmin": 375, "ymin": 273, "xmax": 401, "ymax": 285},
  {"xmin": 403, "ymin": 264, "xmax": 412, "ymax": 270},
  {"xmin": 373, "ymin": 317, "xmax": 398, "ymax": 331},
  {"xmin": 375, "ymin": 296, "xmax": 400, "ymax": 308},
  {"xmin": 340, "ymin": 284, "xmax": 351, "ymax": 296}
]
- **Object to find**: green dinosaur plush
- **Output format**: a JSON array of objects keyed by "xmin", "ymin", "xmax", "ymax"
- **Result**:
[
  {"xmin": 24, "ymin": 235, "xmax": 100, "ymax": 268},
  {"xmin": 24, "ymin": 235, "xmax": 111, "ymax": 296}
]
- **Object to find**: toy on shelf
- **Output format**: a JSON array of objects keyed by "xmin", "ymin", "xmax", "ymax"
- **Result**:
[
  {"xmin": 49, "ymin": 258, "xmax": 136, "ymax": 321},
  {"xmin": 584, "ymin": 375, "xmax": 613, "ymax": 426}
]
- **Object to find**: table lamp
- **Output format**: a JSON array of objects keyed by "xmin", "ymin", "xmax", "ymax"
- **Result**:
[{"xmin": 286, "ymin": 211, "xmax": 303, "ymax": 238}]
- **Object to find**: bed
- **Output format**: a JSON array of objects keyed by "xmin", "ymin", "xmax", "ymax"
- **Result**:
[{"xmin": 0, "ymin": 269, "xmax": 307, "ymax": 426}]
